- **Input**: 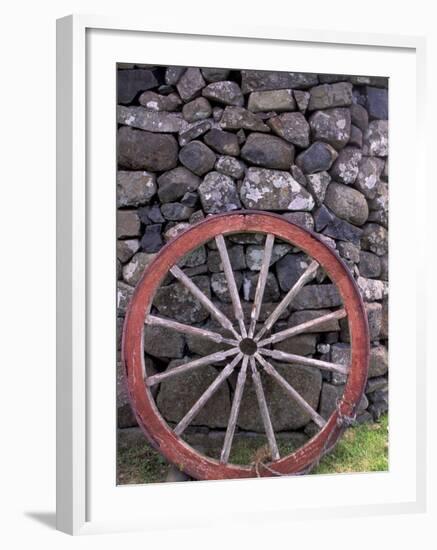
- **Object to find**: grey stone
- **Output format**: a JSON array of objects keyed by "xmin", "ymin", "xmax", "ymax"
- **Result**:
[
  {"xmin": 366, "ymin": 376, "xmax": 388, "ymax": 394},
  {"xmin": 276, "ymin": 253, "xmax": 311, "ymax": 292},
  {"xmin": 245, "ymin": 272, "xmax": 280, "ymax": 302},
  {"xmin": 141, "ymin": 224, "xmax": 163, "ymax": 253},
  {"xmin": 157, "ymin": 166, "xmax": 201, "ymax": 203},
  {"xmin": 293, "ymin": 90, "xmax": 310, "ymax": 112},
  {"xmin": 246, "ymin": 243, "xmax": 291, "ymax": 271},
  {"xmin": 240, "ymin": 168, "xmax": 315, "ymax": 211},
  {"xmin": 157, "ymin": 358, "xmax": 231, "ymax": 428},
  {"xmin": 202, "ymin": 80, "xmax": 244, "ymax": 106},
  {"xmin": 181, "ymin": 191, "xmax": 198, "ymax": 208},
  {"xmin": 241, "ymin": 70, "xmax": 319, "ymax": 93},
  {"xmin": 268, "ymin": 112, "xmax": 310, "ymax": 148},
  {"xmin": 161, "ymin": 202, "xmax": 194, "ymax": 221},
  {"xmin": 186, "ymin": 325, "xmax": 233, "ymax": 356},
  {"xmin": 117, "ymin": 239, "xmax": 140, "ymax": 264},
  {"xmin": 178, "ymin": 245, "xmax": 207, "ymax": 269},
  {"xmin": 165, "ymin": 66, "xmax": 186, "ymax": 86},
  {"xmin": 179, "ymin": 140, "xmax": 216, "ymax": 176},
  {"xmin": 322, "ymin": 214, "xmax": 363, "ymax": 245},
  {"xmin": 220, "ymin": 106, "xmax": 270, "ymax": 132},
  {"xmin": 349, "ymin": 125, "xmax": 363, "ymax": 148},
  {"xmin": 361, "ymin": 223, "xmax": 388, "ymax": 256},
  {"xmin": 207, "ymin": 245, "xmax": 246, "ymax": 273},
  {"xmin": 116, "ymin": 171, "xmax": 156, "ymax": 207},
  {"xmin": 293, "ymin": 284, "xmax": 342, "ymax": 310},
  {"xmin": 363, "ymin": 120, "xmax": 388, "ymax": 157},
  {"xmin": 215, "ymin": 155, "xmax": 246, "ymax": 179},
  {"xmin": 118, "ymin": 127, "xmax": 178, "ymax": 171},
  {"xmin": 211, "ymin": 271, "xmax": 243, "ymax": 302},
  {"xmin": 313, "ymin": 205, "xmax": 335, "ymax": 231},
  {"xmin": 248, "ymin": 89, "xmax": 296, "ymax": 112},
  {"xmin": 309, "ymin": 108, "xmax": 351, "ymax": 149},
  {"xmin": 198, "ymin": 172, "xmax": 241, "ymax": 213},
  {"xmin": 274, "ymin": 334, "xmax": 317, "ymax": 356},
  {"xmin": 182, "ymin": 97, "xmax": 212, "ymax": 122},
  {"xmin": 176, "ymin": 67, "xmax": 206, "ymax": 101},
  {"xmin": 359, "ymin": 251, "xmax": 381, "ymax": 278},
  {"xmin": 350, "ymin": 75, "xmax": 388, "ymax": 87},
  {"xmin": 368, "ymin": 181, "xmax": 389, "ymax": 228},
  {"xmin": 236, "ymin": 129, "xmax": 246, "ymax": 144},
  {"xmin": 319, "ymin": 383, "xmax": 345, "ymax": 419},
  {"xmin": 369, "ymin": 345, "xmax": 388, "ymax": 378},
  {"xmin": 368, "ymin": 389, "xmax": 388, "ymax": 405},
  {"xmin": 329, "ymin": 147, "xmax": 362, "ymax": 185},
  {"xmin": 350, "ymin": 103, "xmax": 369, "ymax": 132},
  {"xmin": 138, "ymin": 204, "xmax": 165, "ymax": 224},
  {"xmin": 355, "ymin": 157, "xmax": 385, "ymax": 199},
  {"xmin": 217, "ymin": 300, "xmax": 290, "ymax": 324},
  {"xmin": 123, "ymin": 252, "xmax": 156, "ymax": 286},
  {"xmin": 117, "ymin": 210, "xmax": 141, "ymax": 238},
  {"xmin": 154, "ymin": 275, "xmax": 211, "ymax": 323},
  {"xmin": 143, "ymin": 324, "xmax": 185, "ymax": 359},
  {"xmin": 238, "ymin": 363, "xmax": 322, "ymax": 431},
  {"xmin": 324, "ymin": 182, "xmax": 369, "ymax": 226},
  {"xmin": 241, "ymin": 133, "xmax": 294, "ymax": 170},
  {"xmin": 369, "ymin": 401, "xmax": 388, "ymax": 421},
  {"xmin": 337, "ymin": 241, "xmax": 360, "ymax": 263},
  {"xmin": 282, "ymin": 212, "xmax": 314, "ymax": 232},
  {"xmin": 213, "ymin": 107, "xmax": 224, "ymax": 122},
  {"xmin": 290, "ymin": 164, "xmax": 307, "ymax": 186},
  {"xmin": 201, "ymin": 68, "xmax": 230, "ymax": 82},
  {"xmin": 289, "ymin": 309, "xmax": 341, "ymax": 332},
  {"xmin": 204, "ymin": 129, "xmax": 240, "ymax": 156},
  {"xmin": 138, "ymin": 91, "xmax": 181, "ymax": 111},
  {"xmin": 295, "ymin": 141, "xmax": 338, "ymax": 174},
  {"xmin": 306, "ymin": 171, "xmax": 331, "ymax": 205},
  {"xmin": 178, "ymin": 119, "xmax": 213, "ymax": 147},
  {"xmin": 308, "ymin": 82, "xmax": 353, "ymax": 111},
  {"xmin": 365, "ymin": 86, "xmax": 388, "ymax": 120},
  {"xmin": 117, "ymin": 69, "xmax": 158, "ymax": 103},
  {"xmin": 380, "ymin": 255, "xmax": 388, "ymax": 281},
  {"xmin": 189, "ymin": 210, "xmax": 205, "ymax": 224},
  {"xmin": 117, "ymin": 106, "xmax": 187, "ymax": 133},
  {"xmin": 117, "ymin": 281, "xmax": 134, "ymax": 315},
  {"xmin": 356, "ymin": 276, "xmax": 388, "ymax": 301}
]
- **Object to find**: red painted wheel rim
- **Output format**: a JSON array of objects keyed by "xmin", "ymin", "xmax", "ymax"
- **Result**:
[{"xmin": 122, "ymin": 211, "xmax": 370, "ymax": 480}]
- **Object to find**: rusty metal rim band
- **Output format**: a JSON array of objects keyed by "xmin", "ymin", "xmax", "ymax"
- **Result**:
[{"xmin": 122, "ymin": 211, "xmax": 370, "ymax": 480}]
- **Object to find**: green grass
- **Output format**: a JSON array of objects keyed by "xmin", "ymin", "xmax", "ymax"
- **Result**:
[{"xmin": 117, "ymin": 414, "xmax": 388, "ymax": 484}]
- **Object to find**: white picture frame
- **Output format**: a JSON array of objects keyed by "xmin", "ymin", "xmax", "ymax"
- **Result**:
[{"xmin": 56, "ymin": 14, "xmax": 428, "ymax": 536}]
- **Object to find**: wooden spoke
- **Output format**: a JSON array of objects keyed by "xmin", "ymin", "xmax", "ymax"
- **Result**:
[
  {"xmin": 259, "ymin": 348, "xmax": 349, "ymax": 375},
  {"xmin": 174, "ymin": 353, "xmax": 243, "ymax": 436},
  {"xmin": 220, "ymin": 356, "xmax": 249, "ymax": 464},
  {"xmin": 248, "ymin": 234, "xmax": 275, "ymax": 337},
  {"xmin": 255, "ymin": 354, "xmax": 326, "ymax": 428},
  {"xmin": 146, "ymin": 348, "xmax": 239, "ymax": 387},
  {"xmin": 146, "ymin": 315, "xmax": 238, "ymax": 346},
  {"xmin": 170, "ymin": 265, "xmax": 240, "ymax": 340},
  {"xmin": 254, "ymin": 260, "xmax": 319, "ymax": 342},
  {"xmin": 250, "ymin": 357, "xmax": 280, "ymax": 461},
  {"xmin": 215, "ymin": 235, "xmax": 247, "ymax": 337},
  {"xmin": 257, "ymin": 308, "xmax": 346, "ymax": 348}
]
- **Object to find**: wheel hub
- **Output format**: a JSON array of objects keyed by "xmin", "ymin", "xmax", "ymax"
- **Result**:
[{"xmin": 239, "ymin": 337, "xmax": 258, "ymax": 356}]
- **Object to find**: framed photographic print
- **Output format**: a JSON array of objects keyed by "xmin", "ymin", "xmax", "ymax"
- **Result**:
[{"xmin": 56, "ymin": 14, "xmax": 427, "ymax": 535}]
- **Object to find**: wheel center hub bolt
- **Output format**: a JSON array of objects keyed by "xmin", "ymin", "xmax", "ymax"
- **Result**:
[{"xmin": 239, "ymin": 338, "xmax": 258, "ymax": 356}]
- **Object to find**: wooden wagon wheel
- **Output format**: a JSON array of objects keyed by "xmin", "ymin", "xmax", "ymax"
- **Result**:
[{"xmin": 122, "ymin": 211, "xmax": 369, "ymax": 480}]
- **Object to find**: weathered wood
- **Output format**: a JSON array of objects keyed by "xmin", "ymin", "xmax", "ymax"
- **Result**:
[
  {"xmin": 255, "ymin": 260, "xmax": 319, "ymax": 342},
  {"xmin": 259, "ymin": 348, "xmax": 349, "ymax": 375},
  {"xmin": 215, "ymin": 235, "xmax": 247, "ymax": 337},
  {"xmin": 146, "ymin": 348, "xmax": 239, "ymax": 386},
  {"xmin": 146, "ymin": 315, "xmax": 237, "ymax": 346},
  {"xmin": 220, "ymin": 356, "xmax": 249, "ymax": 464},
  {"xmin": 255, "ymin": 354, "xmax": 326, "ymax": 428},
  {"xmin": 258, "ymin": 308, "xmax": 347, "ymax": 348},
  {"xmin": 170, "ymin": 264, "xmax": 240, "ymax": 340},
  {"xmin": 174, "ymin": 353, "xmax": 243, "ymax": 436},
  {"xmin": 248, "ymin": 233, "xmax": 275, "ymax": 337},
  {"xmin": 250, "ymin": 357, "xmax": 280, "ymax": 461}
]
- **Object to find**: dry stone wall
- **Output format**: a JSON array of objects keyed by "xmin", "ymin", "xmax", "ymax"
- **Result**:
[{"xmin": 116, "ymin": 65, "xmax": 389, "ymax": 449}]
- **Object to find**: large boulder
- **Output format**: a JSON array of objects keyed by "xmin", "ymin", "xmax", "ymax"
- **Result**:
[
  {"xmin": 295, "ymin": 142, "xmax": 338, "ymax": 174},
  {"xmin": 308, "ymin": 82, "xmax": 353, "ymax": 111},
  {"xmin": 220, "ymin": 106, "xmax": 270, "ymax": 132},
  {"xmin": 240, "ymin": 168, "xmax": 315, "ymax": 211},
  {"xmin": 157, "ymin": 166, "xmax": 201, "ymax": 203},
  {"xmin": 309, "ymin": 108, "xmax": 351, "ymax": 149},
  {"xmin": 329, "ymin": 147, "xmax": 362, "ymax": 185},
  {"xmin": 248, "ymin": 89, "xmax": 296, "ymax": 112},
  {"xmin": 117, "ymin": 106, "xmax": 187, "ymax": 133},
  {"xmin": 268, "ymin": 112, "xmax": 310, "ymax": 148},
  {"xmin": 117, "ymin": 127, "xmax": 178, "ymax": 171},
  {"xmin": 117, "ymin": 68, "xmax": 158, "ymax": 103},
  {"xmin": 143, "ymin": 324, "xmax": 185, "ymax": 359},
  {"xmin": 324, "ymin": 182, "xmax": 369, "ymax": 226},
  {"xmin": 241, "ymin": 70, "xmax": 318, "ymax": 93},
  {"xmin": 179, "ymin": 140, "xmax": 216, "ymax": 176},
  {"xmin": 363, "ymin": 120, "xmax": 388, "ymax": 157},
  {"xmin": 202, "ymin": 80, "xmax": 244, "ymax": 106},
  {"xmin": 198, "ymin": 172, "xmax": 241, "ymax": 213},
  {"xmin": 153, "ymin": 275, "xmax": 211, "ymax": 323},
  {"xmin": 241, "ymin": 133, "xmax": 294, "ymax": 170},
  {"xmin": 117, "ymin": 171, "xmax": 156, "ymax": 207}
]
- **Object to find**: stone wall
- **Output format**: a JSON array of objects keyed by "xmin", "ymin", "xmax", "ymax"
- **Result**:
[{"xmin": 116, "ymin": 65, "xmax": 389, "ymax": 453}]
